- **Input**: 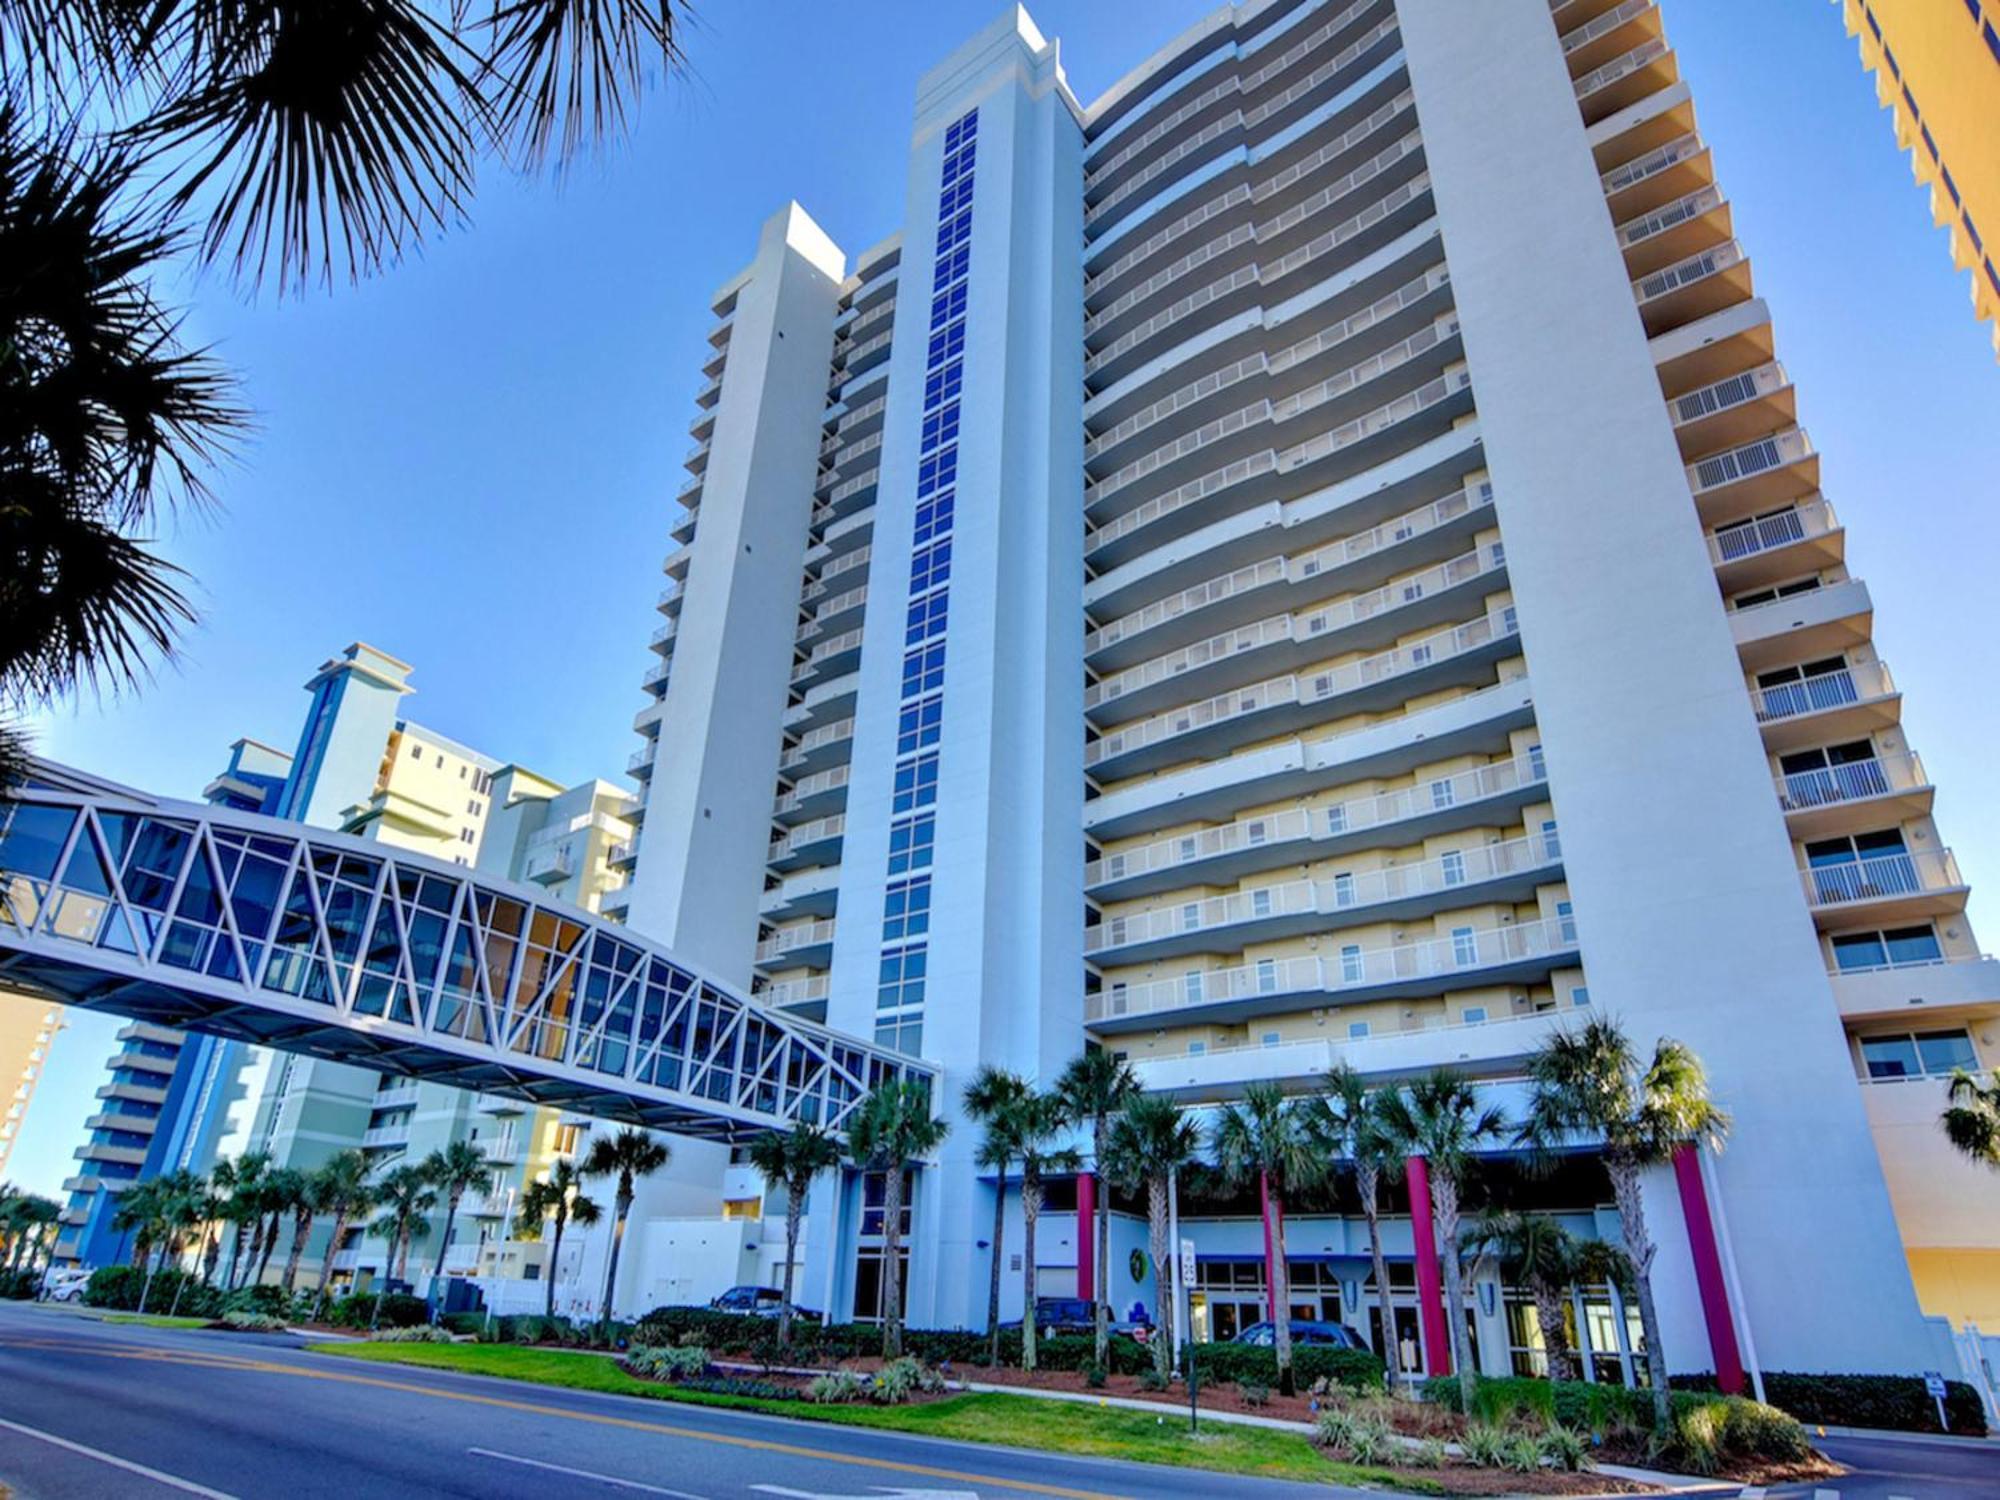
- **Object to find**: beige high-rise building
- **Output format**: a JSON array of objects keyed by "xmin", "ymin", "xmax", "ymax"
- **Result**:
[{"xmin": 0, "ymin": 993, "xmax": 62, "ymax": 1179}]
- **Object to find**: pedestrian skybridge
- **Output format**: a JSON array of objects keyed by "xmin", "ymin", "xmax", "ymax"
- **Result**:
[{"xmin": 0, "ymin": 764, "xmax": 931, "ymax": 1140}]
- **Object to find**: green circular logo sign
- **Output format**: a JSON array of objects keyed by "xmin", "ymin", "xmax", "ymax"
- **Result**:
[{"xmin": 1129, "ymin": 1249, "xmax": 1148, "ymax": 1284}]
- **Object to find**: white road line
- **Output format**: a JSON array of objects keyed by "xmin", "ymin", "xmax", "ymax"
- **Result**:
[
  {"xmin": 467, "ymin": 1446, "xmax": 712, "ymax": 1497},
  {"xmin": 0, "ymin": 1414, "xmax": 241, "ymax": 1498}
]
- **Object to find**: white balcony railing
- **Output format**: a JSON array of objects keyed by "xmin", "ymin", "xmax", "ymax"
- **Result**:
[
  {"xmin": 1634, "ymin": 239, "xmax": 1746, "ymax": 306},
  {"xmin": 1670, "ymin": 361, "xmax": 1788, "ymax": 429},
  {"xmin": 1561, "ymin": 0, "xmax": 1653, "ymax": 57},
  {"xmin": 1801, "ymin": 848, "xmax": 1962, "ymax": 908},
  {"xmin": 1090, "ymin": 828, "xmax": 1561, "ymax": 955},
  {"xmin": 1687, "ymin": 427, "xmax": 1812, "ymax": 497},
  {"xmin": 1087, "ymin": 914, "xmax": 1580, "ymax": 1024},
  {"xmin": 1602, "ymin": 131, "xmax": 1704, "ymax": 198},
  {"xmin": 755, "ymin": 919, "xmax": 838, "ymax": 966},
  {"xmin": 760, "ymin": 976, "xmax": 831, "ymax": 1009},
  {"xmin": 1750, "ymin": 661, "xmax": 1892, "ymax": 723},
  {"xmin": 1617, "ymin": 184, "xmax": 1724, "ymax": 251},
  {"xmin": 773, "ymin": 765, "xmax": 850, "ymax": 817},
  {"xmin": 1708, "ymin": 498, "xmax": 1836, "ymax": 566},
  {"xmin": 1776, "ymin": 752, "xmax": 1926, "ymax": 814},
  {"xmin": 1573, "ymin": 34, "xmax": 1670, "ymax": 102},
  {"xmin": 1087, "ymin": 750, "xmax": 1548, "ymax": 889},
  {"xmin": 769, "ymin": 814, "xmax": 846, "ymax": 861}
]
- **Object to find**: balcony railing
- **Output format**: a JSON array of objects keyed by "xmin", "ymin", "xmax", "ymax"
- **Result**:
[
  {"xmin": 769, "ymin": 813, "xmax": 845, "ymax": 862},
  {"xmin": 1573, "ymin": 34, "xmax": 1670, "ymax": 103},
  {"xmin": 1801, "ymin": 848, "xmax": 1962, "ymax": 908},
  {"xmin": 755, "ymin": 918, "xmax": 838, "ymax": 965},
  {"xmin": 761, "ymin": 975, "xmax": 831, "ymax": 1009},
  {"xmin": 773, "ymin": 765, "xmax": 850, "ymax": 817},
  {"xmin": 1087, "ymin": 750, "xmax": 1548, "ymax": 889},
  {"xmin": 1750, "ymin": 661, "xmax": 1892, "ymax": 723},
  {"xmin": 1561, "ymin": 0, "xmax": 1653, "ymax": 57},
  {"xmin": 1670, "ymin": 361, "xmax": 1788, "ymax": 429},
  {"xmin": 1601, "ymin": 130, "xmax": 1704, "ymax": 198},
  {"xmin": 1687, "ymin": 427, "xmax": 1812, "ymax": 498},
  {"xmin": 802, "ymin": 546, "xmax": 872, "ymax": 606},
  {"xmin": 1086, "ymin": 914, "xmax": 1580, "ymax": 1025},
  {"xmin": 1776, "ymin": 752, "xmax": 1926, "ymax": 814},
  {"xmin": 1090, "ymin": 829, "xmax": 1562, "ymax": 956},
  {"xmin": 780, "ymin": 719, "xmax": 855, "ymax": 771},
  {"xmin": 1617, "ymin": 184, "xmax": 1724, "ymax": 251},
  {"xmin": 1708, "ymin": 498, "xmax": 1835, "ymax": 566},
  {"xmin": 1634, "ymin": 239, "xmax": 1746, "ymax": 306},
  {"xmin": 361, "ymin": 1125, "xmax": 409, "ymax": 1149}
]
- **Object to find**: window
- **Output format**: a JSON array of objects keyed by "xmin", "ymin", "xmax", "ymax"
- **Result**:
[
  {"xmin": 1861, "ymin": 1029, "xmax": 1977, "ymax": 1080},
  {"xmin": 1451, "ymin": 926, "xmax": 1478, "ymax": 966},
  {"xmin": 882, "ymin": 878, "xmax": 931, "ymax": 942},
  {"xmin": 1187, "ymin": 1040, "xmax": 1206, "ymax": 1057},
  {"xmin": 892, "ymin": 754, "xmax": 939, "ymax": 814},
  {"xmin": 1181, "ymin": 904, "xmax": 1201, "ymax": 932},
  {"xmin": 910, "ymin": 539, "xmax": 952, "ymax": 594},
  {"xmin": 1571, "ymin": 986, "xmax": 1591, "ymax": 1008},
  {"xmin": 1541, "ymin": 820, "xmax": 1561, "ymax": 860},
  {"xmin": 896, "ymin": 696, "xmax": 943, "ymax": 755},
  {"xmin": 906, "ymin": 590, "xmax": 950, "ymax": 646},
  {"xmin": 1326, "ymin": 804, "xmax": 1347, "ymax": 834},
  {"xmin": 1348, "ymin": 1021, "xmax": 1371, "ymax": 1038},
  {"xmin": 1556, "ymin": 900, "xmax": 1576, "ymax": 943},
  {"xmin": 1340, "ymin": 944, "xmax": 1364, "ymax": 983},
  {"xmin": 1528, "ymin": 743, "xmax": 1545, "ymax": 780},
  {"xmin": 1462, "ymin": 1007, "xmax": 1487, "ymax": 1025},
  {"xmin": 1183, "ymin": 971, "xmax": 1204, "ymax": 1004},
  {"xmin": 1430, "ymin": 779, "xmax": 1454, "ymax": 810},
  {"xmin": 1251, "ymin": 888, "xmax": 1273, "ymax": 918},
  {"xmin": 1441, "ymin": 851, "xmax": 1465, "ymax": 887},
  {"xmin": 459, "ymin": 765, "xmax": 468, "ymax": 780},
  {"xmin": 887, "ymin": 814, "xmax": 935, "ymax": 875},
  {"xmin": 876, "ymin": 948, "xmax": 927, "ymax": 1012},
  {"xmin": 902, "ymin": 642, "xmax": 948, "ymax": 696},
  {"xmin": 1833, "ymin": 925, "xmax": 1943, "ymax": 972},
  {"xmin": 1256, "ymin": 958, "xmax": 1278, "ymax": 993},
  {"xmin": 1331, "ymin": 872, "xmax": 1355, "ymax": 907},
  {"xmin": 409, "ymin": 743, "xmax": 423, "ymax": 759}
]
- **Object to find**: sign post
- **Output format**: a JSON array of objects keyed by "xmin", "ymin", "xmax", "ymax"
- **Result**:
[
  {"xmin": 1179, "ymin": 1238, "xmax": 1199, "ymax": 1433},
  {"xmin": 1925, "ymin": 1370, "xmax": 1949, "ymax": 1432}
]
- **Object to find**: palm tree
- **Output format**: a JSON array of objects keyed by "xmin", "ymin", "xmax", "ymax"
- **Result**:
[
  {"xmin": 516, "ymin": 1159, "xmax": 601, "ymax": 1321},
  {"xmin": 1056, "ymin": 1049, "xmax": 1139, "ymax": 1372},
  {"xmin": 1462, "ymin": 1210, "xmax": 1582, "ymax": 1382},
  {"xmin": 962, "ymin": 1065, "xmax": 1032, "ymax": 1365},
  {"xmin": 1011, "ymin": 1089, "xmax": 1080, "ymax": 1374},
  {"xmin": 580, "ymin": 1127, "xmax": 671, "ymax": 1335},
  {"xmin": 745, "ymin": 1121, "xmax": 842, "ymax": 1353},
  {"xmin": 212, "ymin": 1151, "xmax": 269, "ymax": 1290},
  {"xmin": 111, "ymin": 1175, "xmax": 185, "ymax": 1313},
  {"xmin": 1, "ymin": 1188, "xmax": 59, "ymax": 1280},
  {"xmin": 368, "ymin": 1165, "xmax": 437, "ymax": 1329},
  {"xmin": 1943, "ymin": 1069, "xmax": 2000, "ymax": 1171},
  {"xmin": 1300, "ymin": 1065, "xmax": 1402, "ymax": 1381},
  {"xmin": 157, "ymin": 1172, "xmax": 209, "ymax": 1317},
  {"xmin": 845, "ymin": 1078, "xmax": 950, "ymax": 1359},
  {"xmin": 195, "ymin": 1188, "xmax": 227, "ymax": 1287},
  {"xmin": 420, "ymin": 1139, "xmax": 492, "ymax": 1302},
  {"xmin": 253, "ymin": 1167, "xmax": 307, "ymax": 1287},
  {"xmin": 1518, "ymin": 1019, "xmax": 1729, "ymax": 1431},
  {"xmin": 1375, "ymin": 1070, "xmax": 1507, "ymax": 1411},
  {"xmin": 1213, "ymin": 1080, "xmax": 1324, "ymax": 1396},
  {"xmin": 1102, "ymin": 1094, "xmax": 1202, "ymax": 1383},
  {"xmin": 308, "ymin": 1150, "xmax": 375, "ymax": 1321}
]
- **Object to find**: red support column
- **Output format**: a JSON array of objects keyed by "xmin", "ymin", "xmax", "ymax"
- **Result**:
[
  {"xmin": 1673, "ymin": 1144, "xmax": 1745, "ymax": 1395},
  {"xmin": 1259, "ymin": 1171, "xmax": 1280, "ymax": 1322},
  {"xmin": 1075, "ymin": 1172, "xmax": 1096, "ymax": 1310},
  {"xmin": 1406, "ymin": 1155, "xmax": 1451, "ymax": 1377}
]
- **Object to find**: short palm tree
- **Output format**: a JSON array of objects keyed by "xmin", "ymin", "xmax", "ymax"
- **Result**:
[
  {"xmin": 308, "ymin": 1150, "xmax": 375, "ymax": 1320},
  {"xmin": 580, "ymin": 1127, "xmax": 671, "ymax": 1335},
  {"xmin": 1213, "ymin": 1080, "xmax": 1324, "ymax": 1396},
  {"xmin": 112, "ymin": 1173, "xmax": 189, "ymax": 1313},
  {"xmin": 1517, "ymin": 1018, "xmax": 1729, "ymax": 1432},
  {"xmin": 745, "ymin": 1121, "xmax": 842, "ymax": 1352},
  {"xmin": 1102, "ymin": 1094, "xmax": 1202, "ymax": 1383},
  {"xmin": 1374, "ymin": 1070, "xmax": 1507, "ymax": 1411},
  {"xmin": 1300, "ymin": 1065, "xmax": 1402, "ymax": 1380},
  {"xmin": 1943, "ymin": 1069, "xmax": 2000, "ymax": 1171},
  {"xmin": 1056, "ymin": 1049, "xmax": 1139, "ymax": 1371},
  {"xmin": 368, "ymin": 1165, "xmax": 437, "ymax": 1329},
  {"xmin": 0, "ymin": 1188, "xmax": 59, "ymax": 1278},
  {"xmin": 195, "ymin": 1189, "xmax": 227, "ymax": 1286},
  {"xmin": 253, "ymin": 1167, "xmax": 307, "ymax": 1287},
  {"xmin": 421, "ymin": 1139, "xmax": 492, "ymax": 1300},
  {"xmin": 516, "ymin": 1158, "xmax": 601, "ymax": 1321},
  {"xmin": 845, "ymin": 1078, "xmax": 950, "ymax": 1359},
  {"xmin": 1010, "ymin": 1089, "xmax": 1079, "ymax": 1374},
  {"xmin": 962, "ymin": 1065, "xmax": 1033, "ymax": 1365},
  {"xmin": 1462, "ymin": 1210, "xmax": 1581, "ymax": 1382},
  {"xmin": 277, "ymin": 1171, "xmax": 320, "ymax": 1296}
]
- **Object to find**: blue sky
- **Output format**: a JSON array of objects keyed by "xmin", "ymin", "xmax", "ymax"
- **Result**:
[{"xmin": 12, "ymin": 1, "xmax": 2000, "ymax": 1199}]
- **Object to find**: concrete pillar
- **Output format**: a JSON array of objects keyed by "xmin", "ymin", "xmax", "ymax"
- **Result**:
[
  {"xmin": 1406, "ymin": 1155, "xmax": 1451, "ymax": 1376},
  {"xmin": 1674, "ymin": 1144, "xmax": 1746, "ymax": 1393},
  {"xmin": 1075, "ymin": 1172, "xmax": 1095, "ymax": 1311}
]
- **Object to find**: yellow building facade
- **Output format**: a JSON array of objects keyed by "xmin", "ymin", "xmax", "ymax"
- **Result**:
[{"xmin": 0, "ymin": 992, "xmax": 62, "ymax": 1179}]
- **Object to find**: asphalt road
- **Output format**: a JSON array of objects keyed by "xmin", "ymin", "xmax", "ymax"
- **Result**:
[
  {"xmin": 1765, "ymin": 1432, "xmax": 2000, "ymax": 1499},
  {"xmin": 0, "ymin": 1302, "xmax": 1371, "ymax": 1500}
]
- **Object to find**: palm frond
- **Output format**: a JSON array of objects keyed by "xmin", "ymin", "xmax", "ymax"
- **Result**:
[{"xmin": 475, "ymin": 0, "xmax": 678, "ymax": 169}]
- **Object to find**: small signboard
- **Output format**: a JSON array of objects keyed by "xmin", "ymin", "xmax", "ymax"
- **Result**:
[
  {"xmin": 1178, "ymin": 1238, "xmax": 1197, "ymax": 1286},
  {"xmin": 1924, "ymin": 1370, "xmax": 1949, "ymax": 1431}
]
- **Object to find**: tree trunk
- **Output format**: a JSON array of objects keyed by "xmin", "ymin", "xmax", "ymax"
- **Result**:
[
  {"xmin": 1147, "ymin": 1173, "xmax": 1173, "ymax": 1383},
  {"xmin": 311, "ymin": 1210, "xmax": 348, "ymax": 1322},
  {"xmin": 256, "ymin": 1211, "xmax": 280, "ymax": 1285},
  {"xmin": 1268, "ymin": 1178, "xmax": 1295, "ymax": 1397},
  {"xmin": 202, "ymin": 1227, "xmax": 221, "ymax": 1286},
  {"xmin": 600, "ymin": 1185, "xmax": 632, "ymax": 1337},
  {"xmin": 283, "ymin": 1209, "xmax": 313, "ymax": 1295},
  {"xmin": 1358, "ymin": 1163, "xmax": 1400, "ymax": 1383},
  {"xmin": 1021, "ymin": 1173, "xmax": 1041, "ymax": 1373},
  {"xmin": 778, "ymin": 1190, "xmax": 801, "ymax": 1353},
  {"xmin": 168, "ymin": 1242, "xmax": 188, "ymax": 1318},
  {"xmin": 430, "ymin": 1192, "xmax": 463, "ymax": 1306},
  {"xmin": 138, "ymin": 1243, "xmax": 156, "ymax": 1314},
  {"xmin": 985, "ymin": 1156, "xmax": 1008, "ymax": 1367},
  {"xmin": 880, "ymin": 1166, "xmax": 906, "ymax": 1360},
  {"xmin": 545, "ymin": 1212, "xmax": 564, "ymax": 1321},
  {"xmin": 1608, "ymin": 1157, "xmax": 1671, "ymax": 1431},
  {"xmin": 1092, "ymin": 1120, "xmax": 1109, "ymax": 1372},
  {"xmin": 1434, "ymin": 1173, "xmax": 1476, "ymax": 1411},
  {"xmin": 1532, "ymin": 1276, "xmax": 1576, "ymax": 1383}
]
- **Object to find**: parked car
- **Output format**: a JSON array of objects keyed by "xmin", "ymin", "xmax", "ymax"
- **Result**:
[
  {"xmin": 1002, "ymin": 1297, "xmax": 1153, "ymax": 1343},
  {"xmin": 708, "ymin": 1286, "xmax": 821, "ymax": 1320},
  {"xmin": 41, "ymin": 1267, "xmax": 92, "ymax": 1303},
  {"xmin": 1230, "ymin": 1319, "xmax": 1367, "ymax": 1350}
]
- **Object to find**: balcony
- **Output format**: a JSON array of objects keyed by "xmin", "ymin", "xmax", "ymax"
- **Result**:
[
  {"xmin": 1749, "ymin": 660, "xmax": 1897, "ymax": 751},
  {"xmin": 361, "ymin": 1124, "xmax": 410, "ymax": 1151},
  {"xmin": 97, "ymin": 1081, "xmax": 168, "ymax": 1107},
  {"xmin": 1615, "ymin": 184, "xmax": 1729, "ymax": 279},
  {"xmin": 1086, "ymin": 543, "xmax": 1507, "ymax": 724},
  {"xmin": 760, "ymin": 866, "xmax": 840, "ymax": 921},
  {"xmin": 1088, "ymin": 750, "xmax": 1549, "ymax": 898},
  {"xmin": 1086, "ymin": 913, "xmax": 1581, "ymax": 1033},
  {"xmin": 695, "ymin": 372, "xmax": 721, "ymax": 409},
  {"xmin": 523, "ymin": 841, "xmax": 576, "ymax": 884},
  {"xmin": 481, "ymin": 1136, "xmax": 521, "ymax": 1165},
  {"xmin": 1090, "ymin": 829, "xmax": 1564, "ymax": 965},
  {"xmin": 607, "ymin": 839, "xmax": 636, "ymax": 870},
  {"xmin": 1775, "ymin": 752, "xmax": 1932, "ymax": 839},
  {"xmin": 802, "ymin": 546, "xmax": 872, "ymax": 606},
  {"xmin": 773, "ymin": 764, "xmax": 850, "ymax": 824},
  {"xmin": 373, "ymin": 1081, "xmax": 421, "ymax": 1111},
  {"xmin": 1560, "ymin": 0, "xmax": 1662, "ymax": 79},
  {"xmin": 760, "ymin": 975, "xmax": 831, "ymax": 1012},
  {"xmin": 1831, "ymin": 954, "xmax": 2000, "ymax": 1022},
  {"xmin": 1602, "ymin": 130, "xmax": 1713, "ymax": 224},
  {"xmin": 754, "ymin": 918, "xmax": 837, "ymax": 972},
  {"xmin": 797, "ymin": 586, "xmax": 868, "ymax": 647},
  {"xmin": 790, "ymin": 628, "xmax": 864, "ymax": 690},
  {"xmin": 779, "ymin": 718, "xmax": 855, "ymax": 778},
  {"xmin": 626, "ymin": 746, "xmax": 655, "ymax": 781},
  {"xmin": 1730, "ymin": 577, "xmax": 1872, "ymax": 672},
  {"xmin": 1575, "ymin": 35, "xmax": 1676, "ymax": 126},
  {"xmin": 1634, "ymin": 240, "xmax": 1752, "ymax": 337},
  {"xmin": 1086, "ymin": 608, "xmax": 1519, "ymax": 780},
  {"xmin": 768, "ymin": 813, "xmax": 845, "ymax": 872},
  {"xmin": 115, "ymin": 1021, "xmax": 183, "ymax": 1047},
  {"xmin": 1801, "ymin": 848, "xmax": 1967, "ymax": 926},
  {"xmin": 1707, "ymin": 498, "xmax": 1841, "ymax": 592},
  {"xmin": 84, "ymin": 1111, "xmax": 159, "ymax": 1134},
  {"xmin": 1686, "ymin": 427, "xmax": 1818, "ymax": 524},
  {"xmin": 1668, "ymin": 360, "xmax": 1795, "ymax": 457}
]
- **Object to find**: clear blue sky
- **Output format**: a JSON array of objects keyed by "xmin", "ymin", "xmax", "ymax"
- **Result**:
[{"xmin": 12, "ymin": 1, "xmax": 1999, "ymax": 1199}]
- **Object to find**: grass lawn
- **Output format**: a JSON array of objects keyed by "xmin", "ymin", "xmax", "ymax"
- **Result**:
[
  {"xmin": 101, "ymin": 1313, "xmax": 214, "ymax": 1329},
  {"xmin": 313, "ymin": 1342, "xmax": 1434, "ymax": 1491}
]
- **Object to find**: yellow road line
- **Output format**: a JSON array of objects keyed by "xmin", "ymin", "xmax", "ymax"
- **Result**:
[{"xmin": 0, "ymin": 1338, "xmax": 1127, "ymax": 1500}]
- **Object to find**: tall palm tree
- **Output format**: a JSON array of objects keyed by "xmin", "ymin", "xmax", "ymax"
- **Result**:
[
  {"xmin": 1300, "ymin": 1065, "xmax": 1402, "ymax": 1381},
  {"xmin": 368, "ymin": 1165, "xmax": 437, "ymax": 1329},
  {"xmin": 1102, "ymin": 1093, "xmax": 1203, "ymax": 1383},
  {"xmin": 1943, "ymin": 1068, "xmax": 2000, "ymax": 1171},
  {"xmin": 1375, "ymin": 1069, "xmax": 1507, "ymax": 1411},
  {"xmin": 1462, "ymin": 1210, "xmax": 1581, "ymax": 1382},
  {"xmin": 845, "ymin": 1078, "xmax": 950, "ymax": 1359},
  {"xmin": 580, "ymin": 1127, "xmax": 670, "ymax": 1335},
  {"xmin": 277, "ymin": 1170, "xmax": 320, "ymax": 1297},
  {"xmin": 1010, "ymin": 1089, "xmax": 1079, "ymax": 1375},
  {"xmin": 962, "ymin": 1065, "xmax": 1032, "ymax": 1365},
  {"xmin": 1213, "ymin": 1080, "xmax": 1324, "ymax": 1396},
  {"xmin": 111, "ymin": 1174, "xmax": 184, "ymax": 1312},
  {"xmin": 308, "ymin": 1150, "xmax": 375, "ymax": 1320},
  {"xmin": 157, "ymin": 1171, "xmax": 209, "ymax": 1317},
  {"xmin": 1056, "ymin": 1049, "xmax": 1139, "ymax": 1372},
  {"xmin": 745, "ymin": 1121, "xmax": 842, "ymax": 1353},
  {"xmin": 212, "ymin": 1151, "xmax": 269, "ymax": 1290},
  {"xmin": 420, "ymin": 1139, "xmax": 492, "ymax": 1302},
  {"xmin": 253, "ymin": 1167, "xmax": 307, "ymax": 1287},
  {"xmin": 195, "ymin": 1188, "xmax": 227, "ymax": 1287},
  {"xmin": 516, "ymin": 1158, "xmax": 601, "ymax": 1321},
  {"xmin": 1518, "ymin": 1018, "xmax": 1729, "ymax": 1432}
]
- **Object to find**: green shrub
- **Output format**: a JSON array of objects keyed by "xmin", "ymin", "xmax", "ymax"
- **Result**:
[
  {"xmin": 1502, "ymin": 1432, "xmax": 1545, "ymax": 1473},
  {"xmin": 871, "ymin": 1357, "xmax": 946, "ymax": 1404},
  {"xmin": 81, "ymin": 1266, "xmax": 221, "ymax": 1318},
  {"xmin": 1460, "ymin": 1422, "xmax": 1508, "ymax": 1467},
  {"xmin": 220, "ymin": 1309, "xmax": 289, "ymax": 1331},
  {"xmin": 1311, "ymin": 1408, "xmax": 1354, "ymax": 1452},
  {"xmin": 0, "ymin": 1268, "xmax": 40, "ymax": 1300},
  {"xmin": 442, "ymin": 1312, "xmax": 485, "ymax": 1337},
  {"xmin": 1408, "ymin": 1437, "xmax": 1447, "ymax": 1469},
  {"xmin": 1678, "ymin": 1370, "xmax": 1987, "ymax": 1437},
  {"xmin": 676, "ymin": 1375, "xmax": 798, "ymax": 1400},
  {"xmin": 368, "ymin": 1324, "xmax": 452, "ymax": 1343},
  {"xmin": 224, "ymin": 1285, "xmax": 297, "ymax": 1320},
  {"xmin": 328, "ymin": 1292, "xmax": 428, "ymax": 1329},
  {"xmin": 1136, "ymin": 1367, "xmax": 1166, "ymax": 1392},
  {"xmin": 1540, "ymin": 1422, "xmax": 1593, "ymax": 1472},
  {"xmin": 625, "ymin": 1344, "xmax": 710, "ymax": 1380},
  {"xmin": 807, "ymin": 1371, "xmax": 868, "ymax": 1404},
  {"xmin": 1190, "ymin": 1341, "xmax": 1385, "ymax": 1392}
]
